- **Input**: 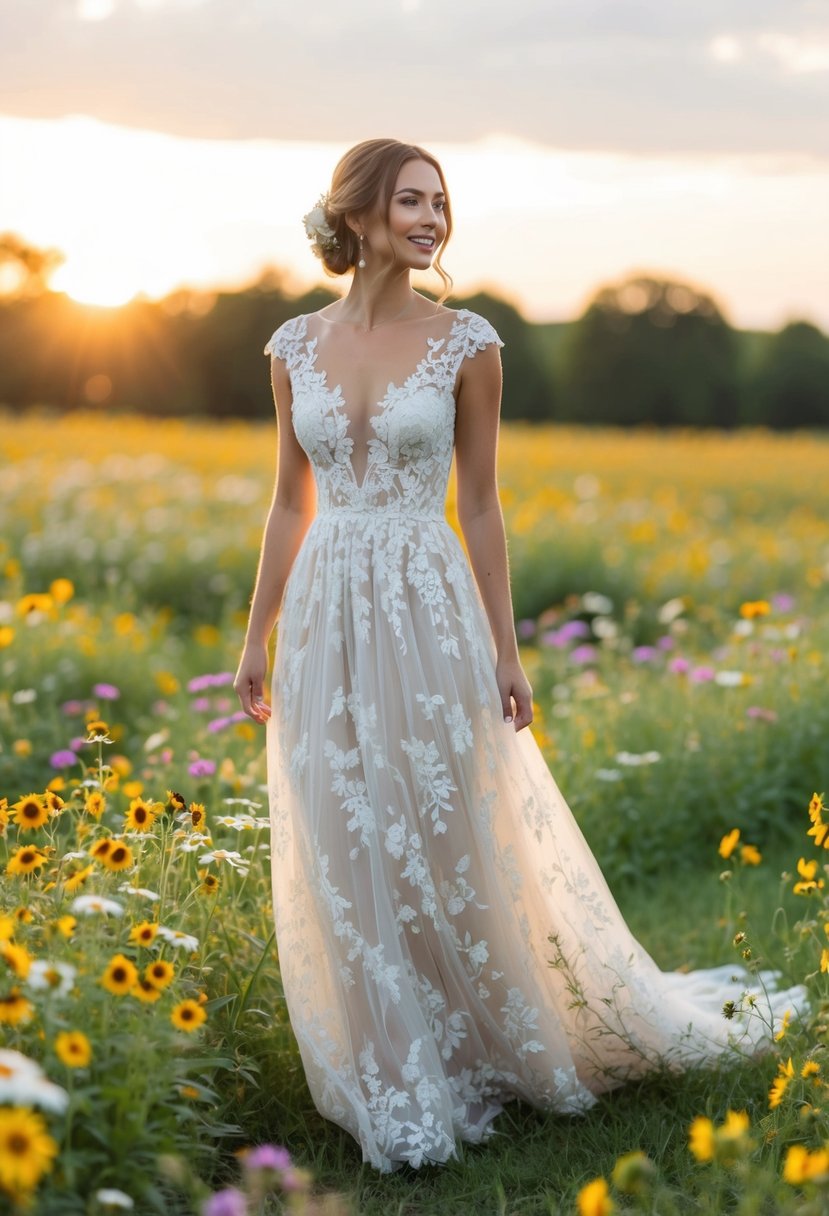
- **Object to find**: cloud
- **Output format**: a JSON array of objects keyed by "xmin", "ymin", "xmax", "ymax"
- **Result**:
[{"xmin": 0, "ymin": 0, "xmax": 826, "ymax": 155}]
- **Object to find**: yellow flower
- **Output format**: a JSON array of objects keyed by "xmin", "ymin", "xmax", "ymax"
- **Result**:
[
  {"xmin": 6, "ymin": 846, "xmax": 47, "ymax": 876},
  {"xmin": 122, "ymin": 781, "xmax": 144, "ymax": 799},
  {"xmin": 610, "ymin": 1150, "xmax": 653, "ymax": 1196},
  {"xmin": 689, "ymin": 1116, "xmax": 715, "ymax": 1162},
  {"xmin": 0, "ymin": 913, "xmax": 14, "ymax": 940},
  {"xmin": 0, "ymin": 940, "xmax": 32, "ymax": 979},
  {"xmin": 0, "ymin": 988, "xmax": 34, "ymax": 1025},
  {"xmin": 155, "ymin": 670, "xmax": 180, "ymax": 696},
  {"xmin": 199, "ymin": 870, "xmax": 219, "ymax": 895},
  {"xmin": 739, "ymin": 600, "xmax": 771, "ymax": 619},
  {"xmin": 63, "ymin": 864, "xmax": 94, "ymax": 893},
  {"xmin": 166, "ymin": 790, "xmax": 186, "ymax": 811},
  {"xmin": 820, "ymin": 949, "xmax": 829, "ymax": 974},
  {"xmin": 144, "ymin": 959, "xmax": 175, "ymax": 990},
  {"xmin": 54, "ymin": 915, "xmax": 76, "ymax": 938},
  {"xmin": 740, "ymin": 844, "xmax": 762, "ymax": 866},
  {"xmin": 783, "ymin": 1144, "xmax": 829, "ymax": 1184},
  {"xmin": 719, "ymin": 829, "xmax": 740, "ymax": 860},
  {"xmin": 809, "ymin": 793, "xmax": 825, "ymax": 824},
  {"xmin": 101, "ymin": 953, "xmax": 139, "ymax": 996},
  {"xmin": 807, "ymin": 820, "xmax": 829, "ymax": 849},
  {"xmin": 189, "ymin": 802, "xmax": 206, "ymax": 830},
  {"xmin": 84, "ymin": 791, "xmax": 106, "ymax": 819},
  {"xmin": 49, "ymin": 578, "xmax": 75, "ymax": 605},
  {"xmin": 801, "ymin": 1061, "xmax": 821, "ymax": 1079},
  {"xmin": 16, "ymin": 593, "xmax": 54, "ymax": 618},
  {"xmin": 11, "ymin": 794, "xmax": 50, "ymax": 832},
  {"xmin": 775, "ymin": 1009, "xmax": 792, "ymax": 1042},
  {"xmin": 0, "ymin": 1106, "xmax": 59, "ymax": 1195},
  {"xmin": 124, "ymin": 798, "xmax": 156, "ymax": 833},
  {"xmin": 770, "ymin": 1058, "xmax": 795, "ymax": 1109},
  {"xmin": 12, "ymin": 739, "xmax": 32, "ymax": 757},
  {"xmin": 129, "ymin": 921, "xmax": 159, "ymax": 947},
  {"xmin": 171, "ymin": 999, "xmax": 207, "ymax": 1032},
  {"xmin": 689, "ymin": 1110, "xmax": 751, "ymax": 1162},
  {"xmin": 0, "ymin": 625, "xmax": 14, "ymax": 648},
  {"xmin": 97, "ymin": 841, "xmax": 134, "ymax": 872},
  {"xmin": 132, "ymin": 977, "xmax": 163, "ymax": 1003},
  {"xmin": 54, "ymin": 1031, "xmax": 92, "ymax": 1068}
]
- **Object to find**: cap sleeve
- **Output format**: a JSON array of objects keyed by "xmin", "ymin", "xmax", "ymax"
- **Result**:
[
  {"xmin": 464, "ymin": 311, "xmax": 504, "ymax": 358},
  {"xmin": 263, "ymin": 315, "xmax": 303, "ymax": 363}
]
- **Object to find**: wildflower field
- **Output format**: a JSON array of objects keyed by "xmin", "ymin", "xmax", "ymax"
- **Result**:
[{"xmin": 1, "ymin": 408, "xmax": 829, "ymax": 1215}]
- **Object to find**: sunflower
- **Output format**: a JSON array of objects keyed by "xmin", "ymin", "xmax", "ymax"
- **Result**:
[
  {"xmin": 199, "ymin": 870, "xmax": 219, "ymax": 895},
  {"xmin": 144, "ymin": 959, "xmax": 175, "ymax": 990},
  {"xmin": 98, "ymin": 841, "xmax": 134, "ymax": 872},
  {"xmin": 84, "ymin": 791, "xmax": 106, "ymax": 819},
  {"xmin": 0, "ymin": 988, "xmax": 34, "ymax": 1025},
  {"xmin": 63, "ymin": 864, "xmax": 94, "ymax": 893},
  {"xmin": 11, "ymin": 795, "xmax": 49, "ymax": 832},
  {"xmin": 128, "ymin": 921, "xmax": 158, "ymax": 947},
  {"xmin": 6, "ymin": 847, "xmax": 47, "ymax": 877},
  {"xmin": 166, "ymin": 790, "xmax": 186, "ymax": 811},
  {"xmin": 189, "ymin": 802, "xmax": 206, "ymax": 830},
  {"xmin": 54, "ymin": 1030, "xmax": 92, "ymax": 1068},
  {"xmin": 90, "ymin": 837, "xmax": 113, "ymax": 859},
  {"xmin": 171, "ymin": 999, "xmax": 207, "ymax": 1032},
  {"xmin": 43, "ymin": 791, "xmax": 65, "ymax": 815},
  {"xmin": 101, "ymin": 954, "xmax": 139, "ymax": 996},
  {"xmin": 0, "ymin": 940, "xmax": 32, "ymax": 979},
  {"xmin": 131, "ymin": 977, "xmax": 163, "ymax": 1004},
  {"xmin": 14, "ymin": 907, "xmax": 33, "ymax": 925},
  {"xmin": 0, "ymin": 1106, "xmax": 58, "ymax": 1195},
  {"xmin": 0, "ymin": 799, "xmax": 9, "ymax": 835},
  {"xmin": 124, "ymin": 799, "xmax": 156, "ymax": 833},
  {"xmin": 54, "ymin": 915, "xmax": 76, "ymax": 938}
]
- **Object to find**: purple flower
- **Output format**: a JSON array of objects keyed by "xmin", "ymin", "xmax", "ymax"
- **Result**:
[
  {"xmin": 772, "ymin": 593, "xmax": 795, "ymax": 612},
  {"xmin": 656, "ymin": 635, "xmax": 675, "ymax": 651},
  {"xmin": 50, "ymin": 749, "xmax": 78, "ymax": 769},
  {"xmin": 690, "ymin": 665, "xmax": 716, "ymax": 683},
  {"xmin": 569, "ymin": 644, "xmax": 599, "ymax": 665},
  {"xmin": 201, "ymin": 1188, "xmax": 247, "ymax": 1216},
  {"xmin": 69, "ymin": 736, "xmax": 88, "ymax": 751},
  {"xmin": 207, "ymin": 716, "xmax": 231, "ymax": 734},
  {"xmin": 243, "ymin": 1144, "xmax": 292, "ymax": 1172},
  {"xmin": 187, "ymin": 672, "xmax": 235, "ymax": 694},
  {"xmin": 746, "ymin": 706, "xmax": 778, "ymax": 723},
  {"xmin": 160, "ymin": 747, "xmax": 174, "ymax": 764},
  {"xmin": 191, "ymin": 697, "xmax": 211, "ymax": 713},
  {"xmin": 558, "ymin": 619, "xmax": 592, "ymax": 643},
  {"xmin": 631, "ymin": 646, "xmax": 657, "ymax": 663},
  {"xmin": 188, "ymin": 758, "xmax": 217, "ymax": 778},
  {"xmin": 60, "ymin": 699, "xmax": 85, "ymax": 716},
  {"xmin": 668, "ymin": 657, "xmax": 690, "ymax": 675},
  {"xmin": 517, "ymin": 619, "xmax": 536, "ymax": 640},
  {"xmin": 92, "ymin": 682, "xmax": 120, "ymax": 700}
]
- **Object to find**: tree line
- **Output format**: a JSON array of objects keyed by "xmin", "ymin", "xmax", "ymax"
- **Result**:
[{"xmin": 1, "ymin": 234, "xmax": 827, "ymax": 427}]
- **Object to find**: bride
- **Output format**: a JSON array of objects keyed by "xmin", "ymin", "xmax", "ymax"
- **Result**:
[{"xmin": 234, "ymin": 137, "xmax": 806, "ymax": 1173}]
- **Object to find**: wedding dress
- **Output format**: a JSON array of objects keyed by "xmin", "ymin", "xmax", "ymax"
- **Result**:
[{"xmin": 263, "ymin": 307, "xmax": 806, "ymax": 1173}]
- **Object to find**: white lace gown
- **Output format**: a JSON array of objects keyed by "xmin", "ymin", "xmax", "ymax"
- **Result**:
[{"xmin": 263, "ymin": 308, "xmax": 805, "ymax": 1173}]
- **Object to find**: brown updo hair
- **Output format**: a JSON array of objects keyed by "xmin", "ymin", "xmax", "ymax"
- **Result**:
[{"xmin": 317, "ymin": 138, "xmax": 454, "ymax": 304}]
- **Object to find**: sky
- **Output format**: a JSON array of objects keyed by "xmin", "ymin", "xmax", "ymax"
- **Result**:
[{"xmin": 1, "ymin": 0, "xmax": 827, "ymax": 328}]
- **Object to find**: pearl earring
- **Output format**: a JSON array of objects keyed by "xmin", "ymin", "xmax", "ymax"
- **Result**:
[{"xmin": 357, "ymin": 234, "xmax": 366, "ymax": 269}]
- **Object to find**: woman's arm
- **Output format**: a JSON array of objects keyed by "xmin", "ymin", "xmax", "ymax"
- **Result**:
[
  {"xmin": 234, "ymin": 354, "xmax": 316, "ymax": 723},
  {"xmin": 454, "ymin": 343, "xmax": 533, "ymax": 731}
]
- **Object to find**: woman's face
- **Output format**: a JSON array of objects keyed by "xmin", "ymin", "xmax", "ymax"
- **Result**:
[{"xmin": 362, "ymin": 158, "xmax": 448, "ymax": 269}]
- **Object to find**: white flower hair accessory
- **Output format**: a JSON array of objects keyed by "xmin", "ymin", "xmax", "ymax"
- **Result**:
[{"xmin": 302, "ymin": 193, "xmax": 340, "ymax": 258}]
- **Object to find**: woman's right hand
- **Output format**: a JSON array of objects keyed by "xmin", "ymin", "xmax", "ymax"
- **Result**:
[{"xmin": 233, "ymin": 643, "xmax": 272, "ymax": 724}]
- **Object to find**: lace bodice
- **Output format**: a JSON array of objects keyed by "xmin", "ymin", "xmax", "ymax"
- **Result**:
[{"xmin": 264, "ymin": 309, "xmax": 504, "ymax": 516}]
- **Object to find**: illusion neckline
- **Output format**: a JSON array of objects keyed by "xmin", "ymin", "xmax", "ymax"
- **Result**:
[{"xmin": 298, "ymin": 308, "xmax": 466, "ymax": 491}]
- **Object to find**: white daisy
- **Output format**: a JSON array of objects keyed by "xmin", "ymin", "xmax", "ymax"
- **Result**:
[{"xmin": 70, "ymin": 894, "xmax": 124, "ymax": 917}]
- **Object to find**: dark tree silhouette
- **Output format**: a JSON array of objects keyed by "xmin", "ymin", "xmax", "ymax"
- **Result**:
[
  {"xmin": 748, "ymin": 320, "xmax": 829, "ymax": 428},
  {"xmin": 557, "ymin": 274, "xmax": 741, "ymax": 427}
]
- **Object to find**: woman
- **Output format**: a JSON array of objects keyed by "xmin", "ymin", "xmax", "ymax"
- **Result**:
[{"xmin": 234, "ymin": 138, "xmax": 804, "ymax": 1173}]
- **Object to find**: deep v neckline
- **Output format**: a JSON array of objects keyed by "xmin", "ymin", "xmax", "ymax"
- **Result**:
[{"xmin": 300, "ymin": 310, "xmax": 464, "ymax": 491}]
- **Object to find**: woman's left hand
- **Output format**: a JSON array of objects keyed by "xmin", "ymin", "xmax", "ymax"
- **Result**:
[{"xmin": 495, "ymin": 657, "xmax": 533, "ymax": 731}]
